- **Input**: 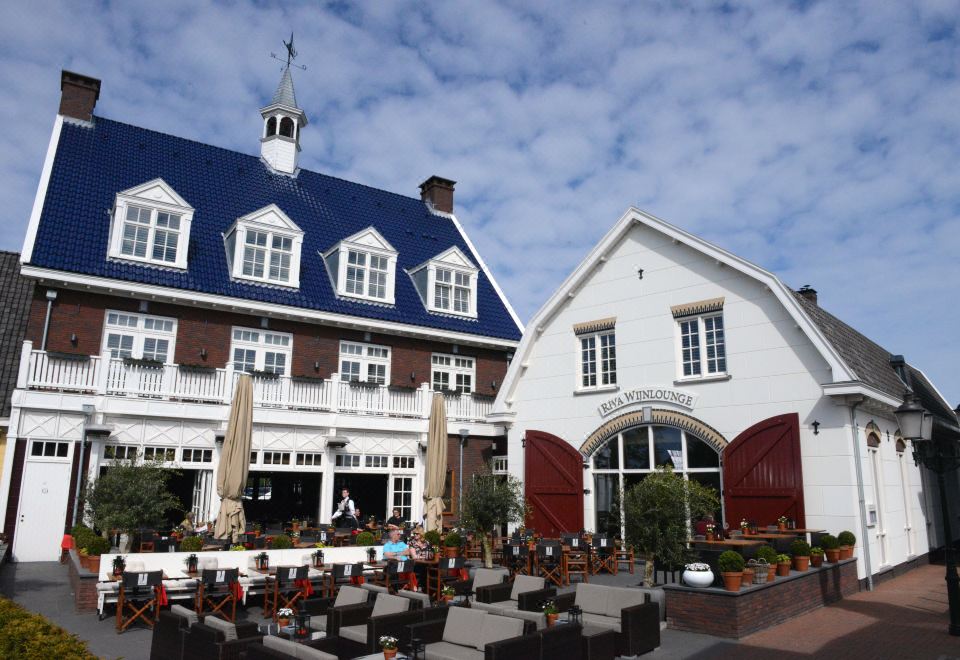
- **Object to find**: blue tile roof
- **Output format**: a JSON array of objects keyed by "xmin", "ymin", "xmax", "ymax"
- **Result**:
[{"xmin": 29, "ymin": 117, "xmax": 522, "ymax": 342}]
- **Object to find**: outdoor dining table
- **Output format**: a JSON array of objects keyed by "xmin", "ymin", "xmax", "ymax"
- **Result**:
[{"xmin": 689, "ymin": 538, "xmax": 766, "ymax": 548}]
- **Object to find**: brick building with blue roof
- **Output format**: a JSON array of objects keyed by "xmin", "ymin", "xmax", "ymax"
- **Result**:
[{"xmin": 2, "ymin": 68, "xmax": 522, "ymax": 561}]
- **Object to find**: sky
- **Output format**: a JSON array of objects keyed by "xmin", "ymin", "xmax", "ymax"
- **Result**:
[{"xmin": 1, "ymin": 1, "xmax": 958, "ymax": 406}]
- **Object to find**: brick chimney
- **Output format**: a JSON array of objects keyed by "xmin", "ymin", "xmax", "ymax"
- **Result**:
[
  {"xmin": 419, "ymin": 176, "xmax": 456, "ymax": 214},
  {"xmin": 797, "ymin": 285, "xmax": 818, "ymax": 306},
  {"xmin": 59, "ymin": 70, "xmax": 101, "ymax": 122}
]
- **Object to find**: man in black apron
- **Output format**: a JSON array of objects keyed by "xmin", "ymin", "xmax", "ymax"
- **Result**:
[{"xmin": 332, "ymin": 487, "xmax": 359, "ymax": 529}]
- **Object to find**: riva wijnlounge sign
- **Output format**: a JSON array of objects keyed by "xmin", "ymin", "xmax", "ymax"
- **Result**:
[{"xmin": 596, "ymin": 386, "xmax": 698, "ymax": 417}]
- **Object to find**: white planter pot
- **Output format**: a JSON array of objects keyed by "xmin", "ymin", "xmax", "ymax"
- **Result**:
[{"xmin": 682, "ymin": 569, "xmax": 714, "ymax": 588}]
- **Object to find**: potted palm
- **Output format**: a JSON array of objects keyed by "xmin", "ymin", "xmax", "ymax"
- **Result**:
[
  {"xmin": 682, "ymin": 562, "xmax": 714, "ymax": 588},
  {"xmin": 790, "ymin": 539, "xmax": 811, "ymax": 571},
  {"xmin": 775, "ymin": 553, "xmax": 791, "ymax": 577},
  {"xmin": 718, "ymin": 550, "xmax": 745, "ymax": 591},
  {"xmin": 756, "ymin": 545, "xmax": 779, "ymax": 582},
  {"xmin": 810, "ymin": 546, "xmax": 824, "ymax": 568},
  {"xmin": 837, "ymin": 531, "xmax": 856, "ymax": 560},
  {"xmin": 821, "ymin": 534, "xmax": 841, "ymax": 563}
]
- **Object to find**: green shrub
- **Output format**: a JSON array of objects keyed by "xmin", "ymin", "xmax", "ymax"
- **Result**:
[
  {"xmin": 270, "ymin": 534, "xmax": 293, "ymax": 549},
  {"xmin": 443, "ymin": 532, "xmax": 462, "ymax": 548},
  {"xmin": 717, "ymin": 550, "xmax": 744, "ymax": 573},
  {"xmin": 790, "ymin": 539, "xmax": 811, "ymax": 557},
  {"xmin": 756, "ymin": 545, "xmax": 779, "ymax": 564},
  {"xmin": 180, "ymin": 536, "xmax": 204, "ymax": 552},
  {"xmin": 70, "ymin": 524, "xmax": 96, "ymax": 551},
  {"xmin": 819, "ymin": 533, "xmax": 839, "ymax": 550},
  {"xmin": 810, "ymin": 546, "xmax": 824, "ymax": 556},
  {"xmin": 84, "ymin": 536, "xmax": 111, "ymax": 556},
  {"xmin": 424, "ymin": 530, "xmax": 442, "ymax": 547},
  {"xmin": 837, "ymin": 531, "xmax": 856, "ymax": 547},
  {"xmin": 354, "ymin": 532, "xmax": 375, "ymax": 546},
  {"xmin": 0, "ymin": 596, "xmax": 98, "ymax": 659}
]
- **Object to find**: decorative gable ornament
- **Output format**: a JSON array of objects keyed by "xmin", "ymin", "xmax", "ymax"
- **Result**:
[
  {"xmin": 224, "ymin": 204, "xmax": 304, "ymax": 288},
  {"xmin": 108, "ymin": 178, "xmax": 194, "ymax": 269}
]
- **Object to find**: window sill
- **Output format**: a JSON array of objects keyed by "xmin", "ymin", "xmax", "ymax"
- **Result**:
[
  {"xmin": 573, "ymin": 385, "xmax": 620, "ymax": 396},
  {"xmin": 673, "ymin": 374, "xmax": 731, "ymax": 385}
]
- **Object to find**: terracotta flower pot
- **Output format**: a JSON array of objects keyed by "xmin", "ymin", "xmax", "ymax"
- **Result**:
[
  {"xmin": 825, "ymin": 548, "xmax": 841, "ymax": 563},
  {"xmin": 741, "ymin": 568, "xmax": 754, "ymax": 586},
  {"xmin": 78, "ymin": 553, "xmax": 91, "ymax": 570},
  {"xmin": 777, "ymin": 523, "xmax": 786, "ymax": 531},
  {"xmin": 839, "ymin": 545, "xmax": 854, "ymax": 560},
  {"xmin": 811, "ymin": 554, "xmax": 824, "ymax": 568},
  {"xmin": 87, "ymin": 555, "xmax": 101, "ymax": 576},
  {"xmin": 706, "ymin": 532, "xmax": 715, "ymax": 541},
  {"xmin": 776, "ymin": 562, "xmax": 791, "ymax": 577},
  {"xmin": 278, "ymin": 617, "xmax": 290, "ymax": 628},
  {"xmin": 721, "ymin": 571, "xmax": 743, "ymax": 592},
  {"xmin": 767, "ymin": 566, "xmax": 777, "ymax": 582},
  {"xmin": 546, "ymin": 613, "xmax": 558, "ymax": 627},
  {"xmin": 383, "ymin": 649, "xmax": 397, "ymax": 660},
  {"xmin": 792, "ymin": 556, "xmax": 810, "ymax": 571}
]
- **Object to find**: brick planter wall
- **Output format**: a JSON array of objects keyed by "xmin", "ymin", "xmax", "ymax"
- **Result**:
[
  {"xmin": 66, "ymin": 549, "xmax": 99, "ymax": 612},
  {"xmin": 664, "ymin": 559, "xmax": 859, "ymax": 638}
]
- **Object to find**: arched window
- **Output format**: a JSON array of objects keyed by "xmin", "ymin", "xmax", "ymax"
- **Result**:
[
  {"xmin": 265, "ymin": 117, "xmax": 277, "ymax": 137},
  {"xmin": 591, "ymin": 424, "xmax": 722, "ymax": 536},
  {"xmin": 279, "ymin": 117, "xmax": 295, "ymax": 138},
  {"xmin": 865, "ymin": 428, "xmax": 887, "ymax": 565}
]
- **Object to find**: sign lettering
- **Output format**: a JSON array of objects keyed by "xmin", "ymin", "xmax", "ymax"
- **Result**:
[{"xmin": 596, "ymin": 386, "xmax": 697, "ymax": 417}]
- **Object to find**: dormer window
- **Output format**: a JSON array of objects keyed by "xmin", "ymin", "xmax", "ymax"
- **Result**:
[
  {"xmin": 225, "ymin": 205, "xmax": 303, "ymax": 288},
  {"xmin": 323, "ymin": 228, "xmax": 398, "ymax": 305},
  {"xmin": 410, "ymin": 247, "xmax": 479, "ymax": 319},
  {"xmin": 108, "ymin": 179, "xmax": 193, "ymax": 269}
]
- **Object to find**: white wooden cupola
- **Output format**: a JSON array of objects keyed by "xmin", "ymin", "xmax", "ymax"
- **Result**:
[{"xmin": 260, "ymin": 66, "xmax": 307, "ymax": 175}]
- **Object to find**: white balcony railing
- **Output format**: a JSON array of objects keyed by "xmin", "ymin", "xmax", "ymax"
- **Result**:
[{"xmin": 17, "ymin": 342, "xmax": 494, "ymax": 423}]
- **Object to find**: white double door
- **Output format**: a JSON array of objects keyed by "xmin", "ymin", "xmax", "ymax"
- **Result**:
[{"xmin": 13, "ymin": 457, "xmax": 73, "ymax": 562}]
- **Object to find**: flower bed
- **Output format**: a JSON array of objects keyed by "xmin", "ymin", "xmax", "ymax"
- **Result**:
[
  {"xmin": 663, "ymin": 558, "xmax": 858, "ymax": 638},
  {"xmin": 0, "ymin": 595, "xmax": 97, "ymax": 659}
]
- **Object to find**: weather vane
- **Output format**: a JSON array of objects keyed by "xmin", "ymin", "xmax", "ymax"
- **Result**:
[{"xmin": 271, "ymin": 32, "xmax": 307, "ymax": 70}]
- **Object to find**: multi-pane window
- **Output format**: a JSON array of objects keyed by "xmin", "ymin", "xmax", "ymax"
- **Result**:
[
  {"xmin": 335, "ymin": 454, "xmax": 362, "ymax": 468},
  {"xmin": 579, "ymin": 331, "xmax": 616, "ymax": 389},
  {"xmin": 230, "ymin": 328, "xmax": 292, "ymax": 375},
  {"xmin": 344, "ymin": 250, "xmax": 390, "ymax": 300},
  {"xmin": 263, "ymin": 451, "xmax": 291, "ymax": 465},
  {"xmin": 393, "ymin": 456, "xmax": 415, "ymax": 469},
  {"xmin": 492, "ymin": 456, "xmax": 508, "ymax": 474},
  {"xmin": 120, "ymin": 205, "xmax": 182, "ymax": 264},
  {"xmin": 365, "ymin": 455, "xmax": 389, "ymax": 468},
  {"xmin": 392, "ymin": 476, "xmax": 413, "ymax": 522},
  {"xmin": 31, "ymin": 441, "xmax": 70, "ymax": 458},
  {"xmin": 104, "ymin": 444, "xmax": 138, "ymax": 460},
  {"xmin": 678, "ymin": 314, "xmax": 726, "ymax": 378},
  {"xmin": 296, "ymin": 452, "xmax": 322, "ymax": 466},
  {"xmin": 339, "ymin": 341, "xmax": 391, "ymax": 384},
  {"xmin": 241, "ymin": 230, "xmax": 296, "ymax": 284},
  {"xmin": 102, "ymin": 311, "xmax": 177, "ymax": 363},
  {"xmin": 182, "ymin": 448, "xmax": 213, "ymax": 463},
  {"xmin": 434, "ymin": 268, "xmax": 473, "ymax": 314},
  {"xmin": 143, "ymin": 447, "xmax": 177, "ymax": 462},
  {"xmin": 432, "ymin": 354, "xmax": 475, "ymax": 393}
]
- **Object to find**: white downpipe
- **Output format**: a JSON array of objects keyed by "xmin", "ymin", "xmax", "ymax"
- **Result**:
[{"xmin": 850, "ymin": 401, "xmax": 874, "ymax": 590}]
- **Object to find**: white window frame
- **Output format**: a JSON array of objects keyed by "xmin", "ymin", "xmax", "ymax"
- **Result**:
[
  {"xmin": 230, "ymin": 327, "xmax": 293, "ymax": 375},
  {"xmin": 431, "ymin": 353, "xmax": 475, "ymax": 393},
  {"xmin": 29, "ymin": 440, "xmax": 72, "ymax": 463},
  {"xmin": 225, "ymin": 205, "xmax": 303, "ymax": 288},
  {"xmin": 108, "ymin": 179, "xmax": 194, "ymax": 269},
  {"xmin": 339, "ymin": 340, "xmax": 391, "ymax": 384},
  {"xmin": 325, "ymin": 228, "xmax": 398, "ymax": 305},
  {"xmin": 577, "ymin": 330, "xmax": 617, "ymax": 391},
  {"xmin": 101, "ymin": 310, "xmax": 178, "ymax": 364},
  {"xmin": 675, "ymin": 313, "xmax": 728, "ymax": 381}
]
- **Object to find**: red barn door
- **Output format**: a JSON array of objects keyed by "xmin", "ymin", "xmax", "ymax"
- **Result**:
[
  {"xmin": 722, "ymin": 413, "xmax": 806, "ymax": 528},
  {"xmin": 524, "ymin": 430, "xmax": 583, "ymax": 537}
]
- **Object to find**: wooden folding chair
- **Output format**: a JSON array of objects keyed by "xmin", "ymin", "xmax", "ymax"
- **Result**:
[
  {"xmin": 591, "ymin": 535, "xmax": 617, "ymax": 575},
  {"xmin": 116, "ymin": 570, "xmax": 163, "ymax": 632},
  {"xmin": 615, "ymin": 541, "xmax": 635, "ymax": 574},
  {"xmin": 502, "ymin": 541, "xmax": 529, "ymax": 577},
  {"xmin": 536, "ymin": 542, "xmax": 564, "ymax": 587},
  {"xmin": 264, "ymin": 565, "xmax": 310, "ymax": 621},
  {"xmin": 384, "ymin": 558, "xmax": 418, "ymax": 593},
  {"xmin": 330, "ymin": 562, "xmax": 366, "ymax": 593},
  {"xmin": 196, "ymin": 567, "xmax": 240, "ymax": 622},
  {"xmin": 563, "ymin": 547, "xmax": 590, "ymax": 585}
]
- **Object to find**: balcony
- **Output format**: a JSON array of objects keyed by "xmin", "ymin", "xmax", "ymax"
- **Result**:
[{"xmin": 17, "ymin": 343, "xmax": 494, "ymax": 423}]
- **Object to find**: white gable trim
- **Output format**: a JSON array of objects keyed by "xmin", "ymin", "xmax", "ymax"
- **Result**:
[
  {"xmin": 118, "ymin": 178, "xmax": 194, "ymax": 210},
  {"xmin": 491, "ymin": 207, "xmax": 856, "ymax": 415},
  {"xmin": 410, "ymin": 246, "xmax": 478, "ymax": 275},
  {"xmin": 108, "ymin": 178, "xmax": 195, "ymax": 270},
  {"xmin": 228, "ymin": 204, "xmax": 303, "ymax": 235},
  {"xmin": 324, "ymin": 227, "xmax": 397, "ymax": 258},
  {"xmin": 21, "ymin": 115, "xmax": 65, "ymax": 264}
]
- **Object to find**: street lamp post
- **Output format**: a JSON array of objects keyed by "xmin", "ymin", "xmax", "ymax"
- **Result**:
[
  {"xmin": 458, "ymin": 428, "xmax": 469, "ymax": 524},
  {"xmin": 895, "ymin": 393, "xmax": 960, "ymax": 636}
]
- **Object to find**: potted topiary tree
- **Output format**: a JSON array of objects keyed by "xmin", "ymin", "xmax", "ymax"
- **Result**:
[
  {"xmin": 443, "ymin": 531, "xmax": 462, "ymax": 558},
  {"xmin": 775, "ymin": 553, "xmax": 792, "ymax": 577},
  {"xmin": 790, "ymin": 539, "xmax": 811, "ymax": 571},
  {"xmin": 756, "ymin": 545, "xmax": 779, "ymax": 582},
  {"xmin": 837, "ymin": 531, "xmax": 856, "ymax": 560},
  {"xmin": 270, "ymin": 534, "xmax": 294, "ymax": 549},
  {"xmin": 459, "ymin": 468, "xmax": 527, "ymax": 568},
  {"xmin": 820, "ymin": 534, "xmax": 841, "ymax": 562},
  {"xmin": 810, "ymin": 546, "xmax": 824, "ymax": 568},
  {"xmin": 355, "ymin": 531, "xmax": 376, "ymax": 547},
  {"xmin": 84, "ymin": 536, "xmax": 111, "ymax": 576},
  {"xmin": 718, "ymin": 550, "xmax": 745, "ymax": 591}
]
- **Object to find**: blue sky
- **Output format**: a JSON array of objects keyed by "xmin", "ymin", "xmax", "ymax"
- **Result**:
[{"xmin": 1, "ymin": 1, "xmax": 958, "ymax": 405}]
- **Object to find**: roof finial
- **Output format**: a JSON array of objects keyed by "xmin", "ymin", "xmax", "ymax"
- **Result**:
[{"xmin": 271, "ymin": 32, "xmax": 307, "ymax": 71}]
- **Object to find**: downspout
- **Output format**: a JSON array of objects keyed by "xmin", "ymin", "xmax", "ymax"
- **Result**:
[
  {"xmin": 849, "ymin": 398, "xmax": 874, "ymax": 590},
  {"xmin": 40, "ymin": 289, "xmax": 57, "ymax": 351}
]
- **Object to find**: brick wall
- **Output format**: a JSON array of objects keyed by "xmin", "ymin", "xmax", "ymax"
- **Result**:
[
  {"xmin": 664, "ymin": 559, "xmax": 860, "ymax": 638},
  {"xmin": 24, "ymin": 289, "xmax": 511, "ymax": 393},
  {"xmin": 66, "ymin": 549, "xmax": 99, "ymax": 612},
  {"xmin": 443, "ymin": 433, "xmax": 497, "ymax": 521}
]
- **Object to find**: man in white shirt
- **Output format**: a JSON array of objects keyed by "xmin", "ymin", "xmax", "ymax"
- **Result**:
[{"xmin": 332, "ymin": 487, "xmax": 358, "ymax": 528}]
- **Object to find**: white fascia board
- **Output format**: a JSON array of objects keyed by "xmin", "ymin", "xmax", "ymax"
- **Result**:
[
  {"xmin": 446, "ymin": 211, "xmax": 525, "ymax": 334},
  {"xmin": 336, "ymin": 227, "xmax": 397, "ymax": 255},
  {"xmin": 118, "ymin": 178, "xmax": 194, "ymax": 210},
  {"xmin": 822, "ymin": 381, "xmax": 903, "ymax": 410},
  {"xmin": 491, "ymin": 207, "xmax": 857, "ymax": 416},
  {"xmin": 20, "ymin": 265, "xmax": 520, "ymax": 350},
  {"xmin": 21, "ymin": 115, "xmax": 65, "ymax": 264}
]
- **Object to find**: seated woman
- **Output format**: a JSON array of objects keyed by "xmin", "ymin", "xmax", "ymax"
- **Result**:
[
  {"xmin": 383, "ymin": 527, "xmax": 422, "ymax": 591},
  {"xmin": 180, "ymin": 511, "xmax": 196, "ymax": 534}
]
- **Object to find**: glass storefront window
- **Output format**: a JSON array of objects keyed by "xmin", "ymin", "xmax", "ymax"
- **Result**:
[
  {"xmin": 687, "ymin": 435, "xmax": 720, "ymax": 468},
  {"xmin": 593, "ymin": 436, "xmax": 619, "ymax": 469},
  {"xmin": 593, "ymin": 473, "xmax": 620, "ymax": 536},
  {"xmin": 623, "ymin": 428, "xmax": 650, "ymax": 469},
  {"xmin": 653, "ymin": 426, "xmax": 683, "ymax": 469}
]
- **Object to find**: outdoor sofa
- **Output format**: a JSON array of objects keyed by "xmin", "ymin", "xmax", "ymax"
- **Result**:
[
  {"xmin": 471, "ymin": 574, "xmax": 556, "ymax": 629},
  {"xmin": 554, "ymin": 582, "xmax": 660, "ymax": 656},
  {"xmin": 404, "ymin": 605, "xmax": 537, "ymax": 660}
]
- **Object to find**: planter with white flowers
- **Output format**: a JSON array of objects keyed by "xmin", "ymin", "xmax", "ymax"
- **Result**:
[{"xmin": 682, "ymin": 562, "xmax": 715, "ymax": 588}]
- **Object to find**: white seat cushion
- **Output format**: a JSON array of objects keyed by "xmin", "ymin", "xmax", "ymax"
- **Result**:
[
  {"xmin": 441, "ymin": 607, "xmax": 487, "ymax": 648},
  {"xmin": 361, "ymin": 583, "xmax": 389, "ymax": 595},
  {"xmin": 509, "ymin": 575, "xmax": 544, "ymax": 601},
  {"xmin": 499, "ymin": 608, "xmax": 546, "ymax": 630},
  {"xmin": 604, "ymin": 586, "xmax": 647, "ymax": 618},
  {"xmin": 471, "ymin": 568, "xmax": 506, "ymax": 591},
  {"xmin": 424, "ymin": 641, "xmax": 484, "ymax": 660},
  {"xmin": 398, "ymin": 590, "xmax": 431, "ymax": 606},
  {"xmin": 264, "ymin": 635, "xmax": 338, "ymax": 660},
  {"xmin": 170, "ymin": 604, "xmax": 198, "ymax": 626},
  {"xmin": 580, "ymin": 612, "xmax": 620, "ymax": 633},
  {"xmin": 372, "ymin": 593, "xmax": 410, "ymax": 617},
  {"xmin": 204, "ymin": 615, "xmax": 238, "ymax": 641},
  {"xmin": 96, "ymin": 582, "xmax": 119, "ymax": 593},
  {"xmin": 470, "ymin": 601, "xmax": 506, "ymax": 615},
  {"xmin": 338, "ymin": 623, "xmax": 367, "ymax": 644},
  {"xmin": 574, "ymin": 583, "xmax": 609, "ymax": 615},
  {"xmin": 474, "ymin": 613, "xmax": 524, "ymax": 650},
  {"xmin": 334, "ymin": 585, "xmax": 368, "ymax": 607}
]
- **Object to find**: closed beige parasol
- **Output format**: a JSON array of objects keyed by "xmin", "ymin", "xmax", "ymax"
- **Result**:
[
  {"xmin": 423, "ymin": 393, "xmax": 448, "ymax": 532},
  {"xmin": 214, "ymin": 374, "xmax": 253, "ymax": 543}
]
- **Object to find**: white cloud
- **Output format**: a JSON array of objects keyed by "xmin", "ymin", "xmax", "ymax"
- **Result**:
[{"xmin": 0, "ymin": 0, "xmax": 957, "ymax": 404}]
